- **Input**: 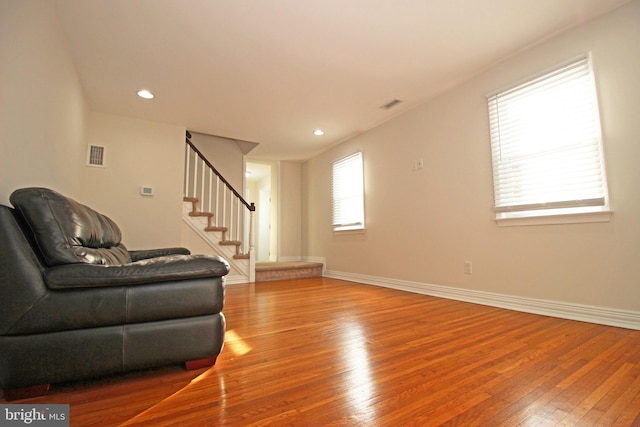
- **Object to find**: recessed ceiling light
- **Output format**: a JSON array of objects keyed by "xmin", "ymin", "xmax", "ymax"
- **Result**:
[
  {"xmin": 137, "ymin": 89, "xmax": 154, "ymax": 99},
  {"xmin": 313, "ymin": 129, "xmax": 324, "ymax": 136}
]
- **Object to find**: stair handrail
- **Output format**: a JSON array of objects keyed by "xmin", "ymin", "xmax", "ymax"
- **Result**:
[{"xmin": 185, "ymin": 132, "xmax": 255, "ymax": 213}]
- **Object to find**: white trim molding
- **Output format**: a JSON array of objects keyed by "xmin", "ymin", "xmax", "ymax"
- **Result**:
[
  {"xmin": 324, "ymin": 270, "xmax": 640, "ymax": 330},
  {"xmin": 225, "ymin": 274, "xmax": 251, "ymax": 285}
]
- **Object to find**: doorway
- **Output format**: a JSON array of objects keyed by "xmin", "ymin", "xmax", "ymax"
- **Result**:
[
  {"xmin": 258, "ymin": 186, "xmax": 271, "ymax": 260},
  {"xmin": 246, "ymin": 161, "xmax": 277, "ymax": 261}
]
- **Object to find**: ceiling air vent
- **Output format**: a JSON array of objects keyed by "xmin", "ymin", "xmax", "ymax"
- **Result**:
[
  {"xmin": 87, "ymin": 145, "xmax": 105, "ymax": 167},
  {"xmin": 380, "ymin": 98, "xmax": 404, "ymax": 110}
]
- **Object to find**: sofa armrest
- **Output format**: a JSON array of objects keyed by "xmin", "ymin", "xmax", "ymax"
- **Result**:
[
  {"xmin": 129, "ymin": 247, "xmax": 191, "ymax": 261},
  {"xmin": 44, "ymin": 255, "xmax": 229, "ymax": 289}
]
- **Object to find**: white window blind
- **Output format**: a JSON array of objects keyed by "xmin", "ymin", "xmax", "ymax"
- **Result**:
[
  {"xmin": 332, "ymin": 152, "xmax": 364, "ymax": 231},
  {"xmin": 487, "ymin": 54, "xmax": 609, "ymax": 220}
]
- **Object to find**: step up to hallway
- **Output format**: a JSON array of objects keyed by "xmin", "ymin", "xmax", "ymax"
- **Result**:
[{"xmin": 255, "ymin": 261, "xmax": 324, "ymax": 282}]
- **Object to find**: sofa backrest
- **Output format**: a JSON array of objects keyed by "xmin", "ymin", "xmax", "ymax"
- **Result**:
[{"xmin": 10, "ymin": 188, "xmax": 131, "ymax": 266}]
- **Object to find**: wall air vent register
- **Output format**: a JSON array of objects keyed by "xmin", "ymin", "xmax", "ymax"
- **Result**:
[{"xmin": 87, "ymin": 145, "xmax": 105, "ymax": 167}]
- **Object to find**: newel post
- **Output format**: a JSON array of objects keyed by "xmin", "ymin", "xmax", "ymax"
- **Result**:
[
  {"xmin": 249, "ymin": 203, "xmax": 256, "ymax": 282},
  {"xmin": 248, "ymin": 203, "xmax": 256, "ymax": 252}
]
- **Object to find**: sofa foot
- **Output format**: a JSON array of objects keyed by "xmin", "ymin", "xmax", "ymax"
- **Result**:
[
  {"xmin": 3, "ymin": 384, "xmax": 51, "ymax": 401},
  {"xmin": 185, "ymin": 357, "xmax": 217, "ymax": 371}
]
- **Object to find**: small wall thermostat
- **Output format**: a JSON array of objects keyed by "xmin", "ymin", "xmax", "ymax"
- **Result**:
[{"xmin": 140, "ymin": 186, "xmax": 154, "ymax": 196}]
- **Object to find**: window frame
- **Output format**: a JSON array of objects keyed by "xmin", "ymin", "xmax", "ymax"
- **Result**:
[
  {"xmin": 331, "ymin": 151, "xmax": 365, "ymax": 232},
  {"xmin": 486, "ymin": 53, "xmax": 612, "ymax": 227}
]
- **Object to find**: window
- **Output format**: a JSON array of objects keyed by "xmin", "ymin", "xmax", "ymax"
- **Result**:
[
  {"xmin": 332, "ymin": 152, "xmax": 364, "ymax": 231},
  {"xmin": 487, "ymin": 54, "xmax": 610, "ymax": 225}
]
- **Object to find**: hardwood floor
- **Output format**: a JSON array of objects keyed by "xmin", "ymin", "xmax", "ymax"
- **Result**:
[{"xmin": 4, "ymin": 277, "xmax": 640, "ymax": 426}]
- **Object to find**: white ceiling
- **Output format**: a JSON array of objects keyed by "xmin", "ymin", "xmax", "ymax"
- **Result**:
[{"xmin": 53, "ymin": 0, "xmax": 629, "ymax": 161}]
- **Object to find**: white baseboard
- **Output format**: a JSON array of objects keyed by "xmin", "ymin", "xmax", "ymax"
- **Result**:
[
  {"xmin": 225, "ymin": 274, "xmax": 250, "ymax": 285},
  {"xmin": 324, "ymin": 269, "xmax": 640, "ymax": 330}
]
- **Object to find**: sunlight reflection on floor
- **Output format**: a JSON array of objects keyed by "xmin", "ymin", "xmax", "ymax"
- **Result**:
[
  {"xmin": 225, "ymin": 329, "xmax": 252, "ymax": 356},
  {"xmin": 342, "ymin": 322, "xmax": 376, "ymax": 423}
]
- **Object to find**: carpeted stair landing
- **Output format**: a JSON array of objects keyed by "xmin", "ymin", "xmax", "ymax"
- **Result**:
[{"xmin": 255, "ymin": 261, "xmax": 323, "ymax": 282}]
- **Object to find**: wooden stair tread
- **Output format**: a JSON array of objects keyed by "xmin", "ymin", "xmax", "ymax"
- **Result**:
[
  {"xmin": 205, "ymin": 226, "xmax": 228, "ymax": 232},
  {"xmin": 184, "ymin": 195, "xmax": 246, "ymax": 264},
  {"xmin": 189, "ymin": 211, "xmax": 214, "ymax": 218},
  {"xmin": 254, "ymin": 262, "xmax": 323, "ymax": 282}
]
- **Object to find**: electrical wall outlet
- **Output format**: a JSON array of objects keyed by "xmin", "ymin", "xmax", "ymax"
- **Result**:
[{"xmin": 464, "ymin": 261, "xmax": 473, "ymax": 274}]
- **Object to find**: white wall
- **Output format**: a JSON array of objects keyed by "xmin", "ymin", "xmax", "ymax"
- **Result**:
[
  {"xmin": 279, "ymin": 161, "xmax": 302, "ymax": 260},
  {"xmin": 0, "ymin": 1, "xmax": 255, "ymax": 257},
  {"xmin": 81, "ymin": 112, "xmax": 185, "ymax": 249},
  {"xmin": 302, "ymin": 1, "xmax": 640, "ymax": 312},
  {"xmin": 0, "ymin": 0, "xmax": 87, "ymax": 204},
  {"xmin": 257, "ymin": 172, "xmax": 273, "ymax": 261},
  {"xmin": 189, "ymin": 132, "xmax": 245, "ymax": 192},
  {"xmin": 0, "ymin": 1, "xmax": 187, "ymax": 251}
]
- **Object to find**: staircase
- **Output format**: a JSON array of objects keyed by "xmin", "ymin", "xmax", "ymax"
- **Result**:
[
  {"xmin": 183, "ymin": 131, "xmax": 324, "ymax": 283},
  {"xmin": 183, "ymin": 131, "xmax": 255, "ymax": 282},
  {"xmin": 183, "ymin": 196, "xmax": 250, "ymax": 260}
]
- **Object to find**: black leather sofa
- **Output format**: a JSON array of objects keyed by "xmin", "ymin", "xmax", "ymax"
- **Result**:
[{"xmin": 0, "ymin": 187, "xmax": 229, "ymax": 400}]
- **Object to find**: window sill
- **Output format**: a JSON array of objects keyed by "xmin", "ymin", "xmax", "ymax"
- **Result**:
[
  {"xmin": 333, "ymin": 227, "xmax": 366, "ymax": 234},
  {"xmin": 495, "ymin": 210, "xmax": 612, "ymax": 227}
]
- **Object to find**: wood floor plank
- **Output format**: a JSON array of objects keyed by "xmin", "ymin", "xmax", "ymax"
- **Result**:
[
  {"xmin": 600, "ymin": 368, "xmax": 640, "ymax": 426},
  {"xmin": 3, "ymin": 277, "xmax": 640, "ymax": 426}
]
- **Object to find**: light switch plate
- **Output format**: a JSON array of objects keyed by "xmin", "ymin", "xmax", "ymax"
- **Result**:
[{"xmin": 140, "ymin": 186, "xmax": 154, "ymax": 196}]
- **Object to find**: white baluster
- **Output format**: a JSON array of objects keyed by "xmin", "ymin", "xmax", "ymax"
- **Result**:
[
  {"xmin": 192, "ymin": 152, "xmax": 198, "ymax": 199},
  {"xmin": 208, "ymin": 169, "xmax": 212, "ymax": 213},
  {"xmin": 200, "ymin": 159, "xmax": 205, "ymax": 205},
  {"xmin": 222, "ymin": 186, "xmax": 227, "ymax": 231},
  {"xmin": 184, "ymin": 145, "xmax": 190, "ymax": 197},
  {"xmin": 236, "ymin": 200, "xmax": 241, "ymax": 242},
  {"xmin": 215, "ymin": 176, "xmax": 220, "ymax": 226}
]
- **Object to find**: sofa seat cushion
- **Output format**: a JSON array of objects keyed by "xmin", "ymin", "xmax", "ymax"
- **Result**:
[
  {"xmin": 44, "ymin": 254, "xmax": 230, "ymax": 289},
  {"xmin": 10, "ymin": 187, "xmax": 131, "ymax": 266},
  {"xmin": 3, "ymin": 275, "xmax": 226, "ymax": 336}
]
